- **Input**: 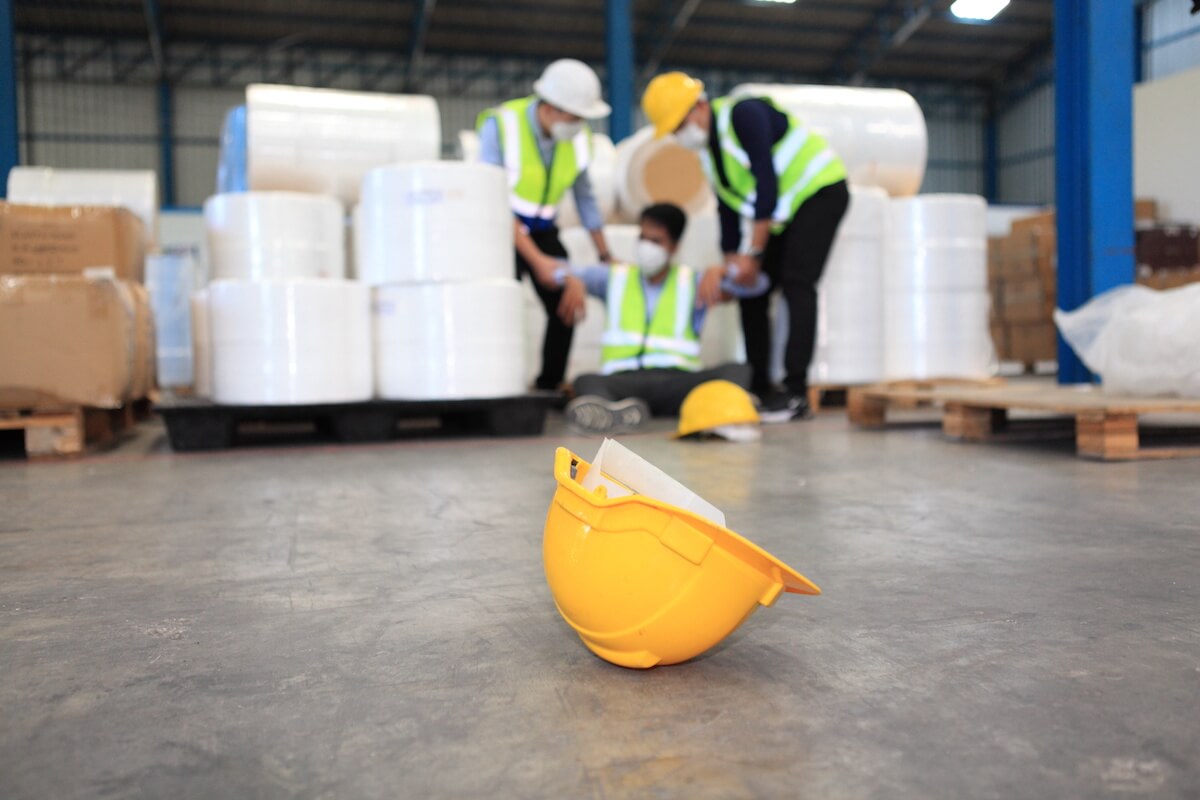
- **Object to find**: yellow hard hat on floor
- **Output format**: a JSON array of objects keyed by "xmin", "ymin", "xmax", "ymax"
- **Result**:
[
  {"xmin": 676, "ymin": 380, "xmax": 760, "ymax": 438},
  {"xmin": 543, "ymin": 447, "xmax": 820, "ymax": 669},
  {"xmin": 642, "ymin": 71, "xmax": 705, "ymax": 139}
]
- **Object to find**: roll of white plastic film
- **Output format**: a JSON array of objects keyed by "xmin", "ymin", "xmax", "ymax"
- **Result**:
[
  {"xmin": 204, "ymin": 191, "xmax": 346, "ymax": 282},
  {"xmin": 374, "ymin": 281, "xmax": 526, "ymax": 400},
  {"xmin": 208, "ymin": 279, "xmax": 372, "ymax": 405},
  {"xmin": 355, "ymin": 162, "xmax": 513, "ymax": 286},
  {"xmin": 245, "ymin": 83, "xmax": 441, "ymax": 207}
]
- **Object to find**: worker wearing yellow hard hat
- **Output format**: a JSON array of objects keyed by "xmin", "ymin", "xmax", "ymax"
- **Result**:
[
  {"xmin": 477, "ymin": 59, "xmax": 615, "ymax": 395},
  {"xmin": 642, "ymin": 72, "xmax": 851, "ymax": 423}
]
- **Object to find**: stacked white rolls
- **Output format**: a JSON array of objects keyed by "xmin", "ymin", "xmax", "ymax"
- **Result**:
[
  {"xmin": 885, "ymin": 194, "xmax": 994, "ymax": 379},
  {"xmin": 356, "ymin": 162, "xmax": 526, "ymax": 400},
  {"xmin": 199, "ymin": 190, "xmax": 370, "ymax": 404}
]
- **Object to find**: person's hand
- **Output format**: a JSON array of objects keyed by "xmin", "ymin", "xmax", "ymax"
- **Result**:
[
  {"xmin": 730, "ymin": 253, "xmax": 762, "ymax": 287},
  {"xmin": 531, "ymin": 253, "xmax": 565, "ymax": 289},
  {"xmin": 697, "ymin": 265, "xmax": 725, "ymax": 308},
  {"xmin": 557, "ymin": 275, "xmax": 587, "ymax": 326}
]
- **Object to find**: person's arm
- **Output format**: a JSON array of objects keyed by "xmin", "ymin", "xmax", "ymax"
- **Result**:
[
  {"xmin": 477, "ymin": 117, "xmax": 504, "ymax": 168},
  {"xmin": 728, "ymin": 100, "xmax": 782, "ymax": 285},
  {"xmin": 572, "ymin": 169, "xmax": 612, "ymax": 261}
]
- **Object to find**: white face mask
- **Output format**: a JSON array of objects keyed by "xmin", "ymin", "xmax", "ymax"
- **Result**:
[
  {"xmin": 636, "ymin": 239, "xmax": 670, "ymax": 271},
  {"xmin": 675, "ymin": 121, "xmax": 708, "ymax": 151},
  {"xmin": 551, "ymin": 120, "xmax": 584, "ymax": 142}
]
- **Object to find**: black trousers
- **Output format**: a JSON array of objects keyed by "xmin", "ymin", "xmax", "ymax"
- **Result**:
[
  {"xmin": 516, "ymin": 227, "xmax": 572, "ymax": 391},
  {"xmin": 739, "ymin": 180, "xmax": 850, "ymax": 396},
  {"xmin": 573, "ymin": 363, "xmax": 753, "ymax": 417}
]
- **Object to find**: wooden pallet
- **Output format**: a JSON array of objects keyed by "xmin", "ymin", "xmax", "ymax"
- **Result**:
[
  {"xmin": 806, "ymin": 385, "xmax": 851, "ymax": 414},
  {"xmin": 854, "ymin": 383, "xmax": 1200, "ymax": 461},
  {"xmin": 847, "ymin": 377, "xmax": 1008, "ymax": 425},
  {"xmin": 155, "ymin": 394, "xmax": 556, "ymax": 452},
  {"xmin": 0, "ymin": 400, "xmax": 151, "ymax": 459}
]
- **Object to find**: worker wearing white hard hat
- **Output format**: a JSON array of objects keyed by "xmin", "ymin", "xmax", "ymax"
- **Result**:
[{"xmin": 477, "ymin": 59, "xmax": 614, "ymax": 394}]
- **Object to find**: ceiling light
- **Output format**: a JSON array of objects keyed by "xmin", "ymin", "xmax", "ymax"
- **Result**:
[
  {"xmin": 748, "ymin": 0, "xmax": 798, "ymax": 5},
  {"xmin": 950, "ymin": 0, "xmax": 1010, "ymax": 21}
]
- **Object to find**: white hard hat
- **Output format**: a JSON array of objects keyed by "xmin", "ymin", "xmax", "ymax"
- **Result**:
[{"xmin": 533, "ymin": 59, "xmax": 611, "ymax": 120}]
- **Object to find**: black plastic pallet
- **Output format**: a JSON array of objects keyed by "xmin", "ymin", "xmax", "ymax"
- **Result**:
[{"xmin": 155, "ymin": 394, "xmax": 555, "ymax": 451}]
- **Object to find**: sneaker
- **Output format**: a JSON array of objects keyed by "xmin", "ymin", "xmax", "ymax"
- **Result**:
[
  {"xmin": 564, "ymin": 395, "xmax": 651, "ymax": 435},
  {"xmin": 758, "ymin": 390, "xmax": 812, "ymax": 424}
]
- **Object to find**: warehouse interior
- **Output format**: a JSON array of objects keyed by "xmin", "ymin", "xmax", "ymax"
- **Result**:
[{"xmin": 2, "ymin": 1, "xmax": 1200, "ymax": 797}]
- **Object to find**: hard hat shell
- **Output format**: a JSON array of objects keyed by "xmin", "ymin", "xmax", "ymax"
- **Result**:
[
  {"xmin": 676, "ymin": 380, "xmax": 760, "ymax": 438},
  {"xmin": 543, "ymin": 447, "xmax": 820, "ymax": 669},
  {"xmin": 642, "ymin": 71, "xmax": 706, "ymax": 139},
  {"xmin": 533, "ymin": 59, "xmax": 612, "ymax": 119}
]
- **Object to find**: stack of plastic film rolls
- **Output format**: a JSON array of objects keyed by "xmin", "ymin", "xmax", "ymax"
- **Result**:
[
  {"xmin": 196, "ymin": 191, "xmax": 372, "ymax": 405},
  {"xmin": 354, "ymin": 162, "xmax": 527, "ymax": 400}
]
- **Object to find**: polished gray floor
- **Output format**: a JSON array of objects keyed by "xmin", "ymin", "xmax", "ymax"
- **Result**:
[{"xmin": 1, "ymin": 411, "xmax": 1198, "ymax": 799}]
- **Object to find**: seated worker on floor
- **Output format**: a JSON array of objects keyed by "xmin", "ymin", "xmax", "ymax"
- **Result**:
[{"xmin": 535, "ymin": 202, "xmax": 758, "ymax": 435}]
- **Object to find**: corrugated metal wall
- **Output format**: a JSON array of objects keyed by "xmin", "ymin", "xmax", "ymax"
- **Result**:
[
  {"xmin": 997, "ymin": 83, "xmax": 1054, "ymax": 205},
  {"xmin": 995, "ymin": 0, "xmax": 1200, "ymax": 205},
  {"xmin": 922, "ymin": 115, "xmax": 985, "ymax": 196}
]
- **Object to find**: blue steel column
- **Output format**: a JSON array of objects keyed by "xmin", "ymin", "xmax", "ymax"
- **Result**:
[
  {"xmin": 1054, "ymin": 0, "xmax": 1135, "ymax": 384},
  {"xmin": 158, "ymin": 79, "xmax": 175, "ymax": 206},
  {"xmin": 984, "ymin": 94, "xmax": 998, "ymax": 202},
  {"xmin": 1, "ymin": 0, "xmax": 18, "ymax": 197},
  {"xmin": 605, "ymin": 0, "xmax": 634, "ymax": 142}
]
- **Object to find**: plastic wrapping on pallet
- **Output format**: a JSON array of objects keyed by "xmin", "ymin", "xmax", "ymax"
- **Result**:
[
  {"xmin": 886, "ymin": 194, "xmax": 988, "ymax": 291},
  {"xmin": 883, "ymin": 291, "xmax": 994, "ymax": 380},
  {"xmin": 191, "ymin": 289, "xmax": 212, "ymax": 399},
  {"xmin": 731, "ymin": 84, "xmax": 927, "ymax": 198},
  {"xmin": 613, "ymin": 126, "xmax": 716, "ymax": 222},
  {"xmin": 216, "ymin": 105, "xmax": 249, "ymax": 194},
  {"xmin": 6, "ymin": 167, "xmax": 159, "ymax": 248},
  {"xmin": 146, "ymin": 252, "xmax": 197, "ymax": 388},
  {"xmin": 809, "ymin": 187, "xmax": 888, "ymax": 384},
  {"xmin": 246, "ymin": 83, "xmax": 440, "ymax": 206},
  {"xmin": 207, "ymin": 279, "xmax": 372, "ymax": 405},
  {"xmin": 373, "ymin": 281, "xmax": 526, "ymax": 400},
  {"xmin": 205, "ymin": 191, "xmax": 346, "ymax": 282},
  {"xmin": 354, "ymin": 162, "xmax": 513, "ymax": 285}
]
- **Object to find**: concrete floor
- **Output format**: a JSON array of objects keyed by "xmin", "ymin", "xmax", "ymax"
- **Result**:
[{"xmin": 1, "ymin": 410, "xmax": 1198, "ymax": 799}]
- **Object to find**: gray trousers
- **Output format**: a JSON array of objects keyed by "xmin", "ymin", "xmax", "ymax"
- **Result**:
[{"xmin": 572, "ymin": 363, "xmax": 752, "ymax": 417}]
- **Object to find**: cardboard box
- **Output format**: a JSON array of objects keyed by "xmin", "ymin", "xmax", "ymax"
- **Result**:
[
  {"xmin": 1001, "ymin": 276, "xmax": 1055, "ymax": 324},
  {"xmin": 1008, "ymin": 321, "xmax": 1058, "ymax": 364},
  {"xmin": 0, "ymin": 275, "xmax": 155, "ymax": 409},
  {"xmin": 1136, "ymin": 225, "xmax": 1199, "ymax": 270},
  {"xmin": 1135, "ymin": 198, "xmax": 1158, "ymax": 227},
  {"xmin": 0, "ymin": 202, "xmax": 146, "ymax": 282},
  {"xmin": 1137, "ymin": 267, "xmax": 1200, "ymax": 291}
]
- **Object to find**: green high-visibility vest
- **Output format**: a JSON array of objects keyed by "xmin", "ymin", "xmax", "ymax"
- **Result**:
[
  {"xmin": 601, "ymin": 264, "xmax": 702, "ymax": 375},
  {"xmin": 702, "ymin": 96, "xmax": 846, "ymax": 232},
  {"xmin": 476, "ymin": 96, "xmax": 592, "ymax": 221}
]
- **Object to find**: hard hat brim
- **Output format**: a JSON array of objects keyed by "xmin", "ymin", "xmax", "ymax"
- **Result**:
[
  {"xmin": 552, "ymin": 447, "xmax": 820, "ymax": 596},
  {"xmin": 533, "ymin": 79, "xmax": 613, "ymax": 119}
]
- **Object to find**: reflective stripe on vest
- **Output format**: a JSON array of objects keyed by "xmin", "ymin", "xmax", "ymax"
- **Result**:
[
  {"xmin": 701, "ymin": 95, "xmax": 846, "ymax": 229},
  {"xmin": 600, "ymin": 264, "xmax": 702, "ymax": 376},
  {"xmin": 477, "ymin": 96, "xmax": 592, "ymax": 221}
]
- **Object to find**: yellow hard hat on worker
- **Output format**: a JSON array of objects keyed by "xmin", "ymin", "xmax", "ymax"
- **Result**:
[
  {"xmin": 676, "ymin": 380, "xmax": 760, "ymax": 439},
  {"xmin": 642, "ymin": 71, "xmax": 706, "ymax": 139}
]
